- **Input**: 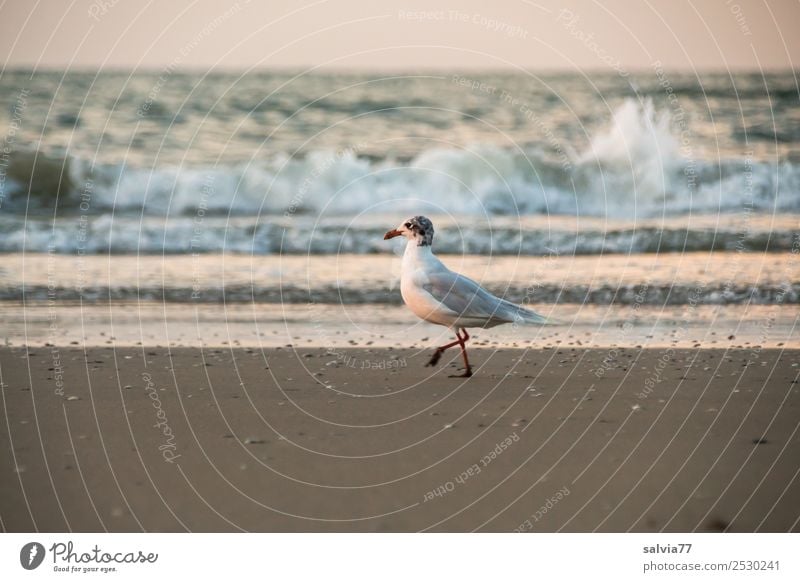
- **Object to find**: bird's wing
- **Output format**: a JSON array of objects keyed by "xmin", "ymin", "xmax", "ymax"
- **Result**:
[
  {"xmin": 421, "ymin": 267, "xmax": 551, "ymax": 325},
  {"xmin": 421, "ymin": 269, "xmax": 513, "ymax": 322}
]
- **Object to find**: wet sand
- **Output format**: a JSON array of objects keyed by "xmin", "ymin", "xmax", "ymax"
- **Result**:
[
  {"xmin": 4, "ymin": 302, "xmax": 798, "ymax": 349},
  {"xmin": 1, "ymin": 346, "xmax": 798, "ymax": 532}
]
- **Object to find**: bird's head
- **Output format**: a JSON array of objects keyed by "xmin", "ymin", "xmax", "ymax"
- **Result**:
[{"xmin": 384, "ymin": 215, "xmax": 434, "ymax": 247}]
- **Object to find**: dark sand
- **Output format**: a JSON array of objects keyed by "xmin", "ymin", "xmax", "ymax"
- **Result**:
[{"xmin": 1, "ymin": 346, "xmax": 798, "ymax": 532}]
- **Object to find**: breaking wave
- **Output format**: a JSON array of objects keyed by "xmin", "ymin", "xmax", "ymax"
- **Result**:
[{"xmin": 1, "ymin": 99, "xmax": 798, "ymax": 255}]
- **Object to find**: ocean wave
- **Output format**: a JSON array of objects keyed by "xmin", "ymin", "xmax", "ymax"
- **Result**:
[
  {"xmin": 1, "ymin": 215, "xmax": 796, "ymax": 255},
  {"xmin": 2, "ymin": 98, "xmax": 798, "ymax": 222},
  {"xmin": 3, "ymin": 145, "xmax": 798, "ymax": 219}
]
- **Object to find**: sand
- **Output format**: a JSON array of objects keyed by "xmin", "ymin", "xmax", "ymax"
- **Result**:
[{"xmin": 1, "ymin": 346, "xmax": 798, "ymax": 532}]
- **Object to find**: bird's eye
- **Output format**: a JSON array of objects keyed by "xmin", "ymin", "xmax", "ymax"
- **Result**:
[{"xmin": 404, "ymin": 222, "xmax": 411, "ymax": 228}]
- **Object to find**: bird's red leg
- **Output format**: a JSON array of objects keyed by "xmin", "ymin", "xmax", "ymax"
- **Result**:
[
  {"xmin": 426, "ymin": 336, "xmax": 462, "ymax": 367},
  {"xmin": 449, "ymin": 328, "xmax": 473, "ymax": 378}
]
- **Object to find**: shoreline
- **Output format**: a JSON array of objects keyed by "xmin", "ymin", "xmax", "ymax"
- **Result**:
[{"xmin": 2, "ymin": 302, "xmax": 797, "ymax": 349}]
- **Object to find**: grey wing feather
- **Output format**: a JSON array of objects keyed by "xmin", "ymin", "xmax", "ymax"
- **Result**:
[{"xmin": 422, "ymin": 270, "xmax": 549, "ymax": 325}]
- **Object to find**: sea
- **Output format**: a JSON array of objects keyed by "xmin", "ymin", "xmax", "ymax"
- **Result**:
[{"xmin": 0, "ymin": 69, "xmax": 798, "ymax": 347}]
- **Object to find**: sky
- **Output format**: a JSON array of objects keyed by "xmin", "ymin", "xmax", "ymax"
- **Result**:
[{"xmin": 1, "ymin": 0, "xmax": 798, "ymax": 72}]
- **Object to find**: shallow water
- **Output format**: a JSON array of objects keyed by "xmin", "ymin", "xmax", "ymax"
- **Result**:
[{"xmin": 3, "ymin": 250, "xmax": 797, "ymax": 305}]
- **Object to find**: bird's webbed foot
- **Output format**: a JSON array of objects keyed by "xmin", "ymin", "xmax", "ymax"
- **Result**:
[{"xmin": 426, "ymin": 350, "xmax": 443, "ymax": 367}]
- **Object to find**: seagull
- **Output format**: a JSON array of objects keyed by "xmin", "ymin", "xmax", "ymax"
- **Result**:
[{"xmin": 384, "ymin": 216, "xmax": 550, "ymax": 377}]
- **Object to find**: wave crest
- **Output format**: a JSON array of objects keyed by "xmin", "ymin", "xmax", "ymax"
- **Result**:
[{"xmin": 2, "ymin": 99, "xmax": 797, "ymax": 220}]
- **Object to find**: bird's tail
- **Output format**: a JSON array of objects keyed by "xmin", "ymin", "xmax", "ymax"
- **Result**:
[{"xmin": 506, "ymin": 302, "xmax": 557, "ymax": 326}]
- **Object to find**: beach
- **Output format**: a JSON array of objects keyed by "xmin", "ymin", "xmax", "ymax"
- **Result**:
[
  {"xmin": 2, "ymin": 341, "xmax": 798, "ymax": 532},
  {"xmin": 1, "ymin": 67, "xmax": 798, "ymax": 534}
]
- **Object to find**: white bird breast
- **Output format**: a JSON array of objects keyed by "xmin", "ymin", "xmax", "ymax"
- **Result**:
[{"xmin": 400, "ymin": 267, "xmax": 459, "ymax": 327}]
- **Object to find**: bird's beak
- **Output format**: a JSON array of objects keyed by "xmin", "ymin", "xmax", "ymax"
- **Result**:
[{"xmin": 383, "ymin": 229, "xmax": 402, "ymax": 240}]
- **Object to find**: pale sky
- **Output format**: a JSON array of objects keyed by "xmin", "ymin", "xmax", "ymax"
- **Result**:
[{"xmin": 1, "ymin": 0, "xmax": 798, "ymax": 71}]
